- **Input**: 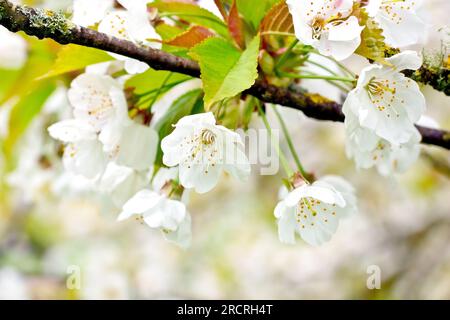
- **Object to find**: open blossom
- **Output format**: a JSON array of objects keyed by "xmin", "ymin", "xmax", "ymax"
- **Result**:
[
  {"xmin": 287, "ymin": 0, "xmax": 364, "ymax": 61},
  {"xmin": 49, "ymin": 116, "xmax": 158, "ymax": 176},
  {"xmin": 72, "ymin": 0, "xmax": 115, "ymax": 27},
  {"xmin": 274, "ymin": 176, "xmax": 357, "ymax": 246},
  {"xmin": 98, "ymin": 0, "xmax": 161, "ymax": 74},
  {"xmin": 342, "ymin": 51, "xmax": 426, "ymax": 145},
  {"xmin": 48, "ymin": 119, "xmax": 108, "ymax": 179},
  {"xmin": 161, "ymin": 112, "xmax": 251, "ymax": 194},
  {"xmin": 118, "ymin": 168, "xmax": 192, "ymax": 248},
  {"xmin": 344, "ymin": 111, "xmax": 421, "ymax": 176},
  {"xmin": 66, "ymin": 72, "xmax": 158, "ymax": 170},
  {"xmin": 68, "ymin": 73, "xmax": 127, "ymax": 132},
  {"xmin": 364, "ymin": 0, "xmax": 425, "ymax": 47},
  {"xmin": 50, "ymin": 70, "xmax": 158, "ymax": 176},
  {"xmin": 0, "ymin": 26, "xmax": 27, "ymax": 70}
]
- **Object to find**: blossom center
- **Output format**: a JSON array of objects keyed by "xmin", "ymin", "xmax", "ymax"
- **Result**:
[
  {"xmin": 201, "ymin": 129, "xmax": 216, "ymax": 145},
  {"xmin": 311, "ymin": 17, "xmax": 326, "ymax": 40},
  {"xmin": 366, "ymin": 77, "xmax": 396, "ymax": 98},
  {"xmin": 294, "ymin": 197, "xmax": 336, "ymax": 229}
]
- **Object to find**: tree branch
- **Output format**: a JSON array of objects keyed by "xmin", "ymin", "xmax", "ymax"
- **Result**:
[{"xmin": 1, "ymin": 0, "xmax": 449, "ymax": 150}]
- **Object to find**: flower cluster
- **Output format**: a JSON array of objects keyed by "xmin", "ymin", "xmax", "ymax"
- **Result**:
[
  {"xmin": 287, "ymin": 0, "xmax": 426, "ymax": 61},
  {"xmin": 30, "ymin": 0, "xmax": 439, "ymax": 249},
  {"xmin": 343, "ymin": 51, "xmax": 426, "ymax": 176},
  {"xmin": 46, "ymin": 70, "xmax": 251, "ymax": 248}
]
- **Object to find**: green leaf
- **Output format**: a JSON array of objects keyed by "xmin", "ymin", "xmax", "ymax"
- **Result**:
[
  {"xmin": 153, "ymin": 89, "xmax": 204, "ymax": 165},
  {"xmin": 1, "ymin": 38, "xmax": 56, "ymax": 105},
  {"xmin": 39, "ymin": 44, "xmax": 113, "ymax": 79},
  {"xmin": 189, "ymin": 35, "xmax": 260, "ymax": 109},
  {"xmin": 150, "ymin": 1, "xmax": 229, "ymax": 38},
  {"xmin": 4, "ymin": 81, "xmax": 56, "ymax": 156},
  {"xmin": 155, "ymin": 22, "xmax": 185, "ymax": 40},
  {"xmin": 125, "ymin": 68, "xmax": 191, "ymax": 95},
  {"xmin": 0, "ymin": 69, "xmax": 21, "ymax": 102},
  {"xmin": 236, "ymin": 0, "xmax": 279, "ymax": 30}
]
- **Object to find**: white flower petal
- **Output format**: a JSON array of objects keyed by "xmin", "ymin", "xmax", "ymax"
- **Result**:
[
  {"xmin": 48, "ymin": 119, "xmax": 97, "ymax": 142},
  {"xmin": 164, "ymin": 212, "xmax": 192, "ymax": 249},
  {"xmin": 115, "ymin": 123, "xmax": 158, "ymax": 171},
  {"xmin": 119, "ymin": 189, "xmax": 162, "ymax": 220},
  {"xmin": 386, "ymin": 51, "xmax": 422, "ymax": 71},
  {"xmin": 277, "ymin": 205, "xmax": 297, "ymax": 245}
]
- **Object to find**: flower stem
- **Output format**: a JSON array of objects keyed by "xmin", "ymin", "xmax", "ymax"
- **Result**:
[
  {"xmin": 256, "ymin": 102, "xmax": 294, "ymax": 177},
  {"xmin": 147, "ymin": 72, "xmax": 173, "ymax": 110},
  {"xmin": 272, "ymin": 105, "xmax": 310, "ymax": 182},
  {"xmin": 302, "ymin": 62, "xmax": 353, "ymax": 92},
  {"xmin": 275, "ymin": 39, "xmax": 299, "ymax": 70},
  {"xmin": 135, "ymin": 79, "xmax": 187, "ymax": 98},
  {"xmin": 313, "ymin": 50, "xmax": 356, "ymax": 77},
  {"xmin": 278, "ymin": 71, "xmax": 356, "ymax": 83}
]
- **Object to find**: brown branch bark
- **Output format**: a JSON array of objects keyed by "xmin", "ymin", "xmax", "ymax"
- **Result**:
[{"xmin": 1, "ymin": 0, "xmax": 449, "ymax": 150}]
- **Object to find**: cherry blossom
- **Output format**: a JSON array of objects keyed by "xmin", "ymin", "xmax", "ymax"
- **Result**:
[
  {"xmin": 67, "ymin": 73, "xmax": 127, "ymax": 132},
  {"xmin": 118, "ymin": 168, "xmax": 192, "ymax": 248},
  {"xmin": 364, "ymin": 0, "xmax": 426, "ymax": 47},
  {"xmin": 98, "ymin": 0, "xmax": 161, "ymax": 74},
  {"xmin": 274, "ymin": 176, "xmax": 357, "ymax": 246},
  {"xmin": 342, "ymin": 51, "xmax": 426, "ymax": 145},
  {"xmin": 161, "ymin": 112, "xmax": 251, "ymax": 194},
  {"xmin": 72, "ymin": 0, "xmax": 114, "ymax": 27},
  {"xmin": 287, "ymin": 0, "xmax": 364, "ymax": 60},
  {"xmin": 344, "ymin": 110, "xmax": 421, "ymax": 175}
]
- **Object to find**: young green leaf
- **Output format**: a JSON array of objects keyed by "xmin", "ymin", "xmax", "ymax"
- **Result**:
[
  {"xmin": 150, "ymin": 1, "xmax": 229, "ymax": 38},
  {"xmin": 260, "ymin": 1, "xmax": 294, "ymax": 38},
  {"xmin": 228, "ymin": 0, "xmax": 245, "ymax": 48},
  {"xmin": 353, "ymin": 5, "xmax": 388, "ymax": 64},
  {"xmin": 1, "ymin": 38, "xmax": 56, "ymax": 105},
  {"xmin": 189, "ymin": 35, "xmax": 260, "ymax": 109},
  {"xmin": 4, "ymin": 81, "xmax": 56, "ymax": 156},
  {"xmin": 236, "ymin": 0, "xmax": 279, "ymax": 31},
  {"xmin": 39, "ymin": 44, "xmax": 113, "ymax": 79}
]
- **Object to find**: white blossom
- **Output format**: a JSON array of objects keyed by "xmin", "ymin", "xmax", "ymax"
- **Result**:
[
  {"xmin": 0, "ymin": 26, "xmax": 27, "ymax": 70},
  {"xmin": 275, "ymin": 176, "xmax": 357, "ymax": 246},
  {"xmin": 287, "ymin": 0, "xmax": 364, "ymax": 60},
  {"xmin": 72, "ymin": 0, "xmax": 114, "ymax": 27},
  {"xmin": 342, "ymin": 51, "xmax": 426, "ymax": 145},
  {"xmin": 345, "ymin": 111, "xmax": 421, "ymax": 176},
  {"xmin": 67, "ymin": 73, "xmax": 127, "ymax": 132},
  {"xmin": 364, "ymin": 0, "xmax": 426, "ymax": 47},
  {"xmin": 48, "ymin": 119, "xmax": 108, "ymax": 179},
  {"xmin": 98, "ymin": 0, "xmax": 161, "ymax": 74},
  {"xmin": 118, "ymin": 167, "xmax": 192, "ymax": 248},
  {"xmin": 161, "ymin": 112, "xmax": 251, "ymax": 194}
]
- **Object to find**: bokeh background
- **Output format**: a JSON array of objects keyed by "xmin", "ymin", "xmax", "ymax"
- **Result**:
[{"xmin": 0, "ymin": 0, "xmax": 449, "ymax": 299}]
